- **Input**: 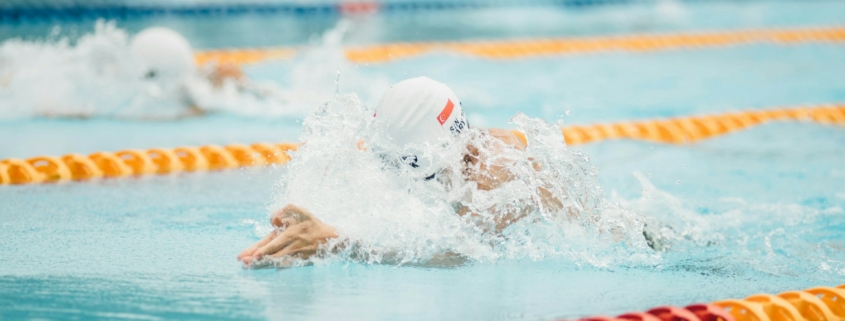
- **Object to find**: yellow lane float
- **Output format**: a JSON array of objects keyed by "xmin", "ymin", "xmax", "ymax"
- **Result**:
[
  {"xmin": 1, "ymin": 105, "xmax": 843, "ymax": 185},
  {"xmin": 573, "ymin": 284, "xmax": 845, "ymax": 321},
  {"xmin": 194, "ymin": 27, "xmax": 845, "ymax": 65}
]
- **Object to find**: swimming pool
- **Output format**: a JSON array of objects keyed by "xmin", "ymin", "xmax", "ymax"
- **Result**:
[{"xmin": 1, "ymin": 1, "xmax": 844, "ymax": 320}]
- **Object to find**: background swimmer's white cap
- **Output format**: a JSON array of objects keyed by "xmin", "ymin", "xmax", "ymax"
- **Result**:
[
  {"xmin": 130, "ymin": 27, "xmax": 195, "ymax": 82},
  {"xmin": 374, "ymin": 76, "xmax": 469, "ymax": 150}
]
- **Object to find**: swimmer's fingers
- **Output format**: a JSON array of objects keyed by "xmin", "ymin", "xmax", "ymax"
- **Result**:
[
  {"xmin": 246, "ymin": 255, "xmax": 298, "ymax": 270},
  {"xmin": 237, "ymin": 231, "xmax": 276, "ymax": 262},
  {"xmin": 245, "ymin": 206, "xmax": 337, "ymax": 268},
  {"xmin": 250, "ymin": 226, "xmax": 300, "ymax": 260},
  {"xmin": 270, "ymin": 216, "xmax": 297, "ymax": 229},
  {"xmin": 245, "ymin": 242, "xmax": 318, "ymax": 269},
  {"xmin": 271, "ymin": 204, "xmax": 315, "ymax": 227},
  {"xmin": 268, "ymin": 240, "xmax": 320, "ymax": 261}
]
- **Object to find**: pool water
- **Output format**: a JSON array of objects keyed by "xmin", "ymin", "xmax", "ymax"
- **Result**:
[{"xmin": 1, "ymin": 1, "xmax": 845, "ymax": 320}]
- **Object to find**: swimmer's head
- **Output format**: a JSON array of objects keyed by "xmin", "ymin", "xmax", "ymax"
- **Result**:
[
  {"xmin": 130, "ymin": 27, "xmax": 195, "ymax": 83},
  {"xmin": 374, "ymin": 76, "xmax": 468, "ymax": 148},
  {"xmin": 373, "ymin": 76, "xmax": 469, "ymax": 176}
]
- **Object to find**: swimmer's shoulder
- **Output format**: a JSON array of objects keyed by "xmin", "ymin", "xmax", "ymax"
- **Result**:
[{"xmin": 487, "ymin": 128, "xmax": 528, "ymax": 150}]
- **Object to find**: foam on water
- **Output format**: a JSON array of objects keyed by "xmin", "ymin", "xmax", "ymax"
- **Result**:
[
  {"xmin": 617, "ymin": 172, "xmax": 845, "ymax": 278},
  {"xmin": 0, "ymin": 19, "xmax": 395, "ymax": 121},
  {"xmin": 251, "ymin": 93, "xmax": 845, "ymax": 279},
  {"xmin": 265, "ymin": 93, "xmax": 657, "ymax": 268},
  {"xmin": 0, "ymin": 21, "xmax": 301, "ymax": 120}
]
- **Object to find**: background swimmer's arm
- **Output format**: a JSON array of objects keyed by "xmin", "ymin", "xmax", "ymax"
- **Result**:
[{"xmin": 208, "ymin": 63, "xmax": 244, "ymax": 88}]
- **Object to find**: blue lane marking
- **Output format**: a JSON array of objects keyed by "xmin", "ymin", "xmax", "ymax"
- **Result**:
[
  {"xmin": 1, "ymin": 3, "xmax": 337, "ymax": 22},
  {"xmin": 0, "ymin": 0, "xmax": 765, "ymax": 23}
]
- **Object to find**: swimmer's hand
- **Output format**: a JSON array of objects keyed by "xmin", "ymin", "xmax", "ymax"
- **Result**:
[{"xmin": 237, "ymin": 204, "xmax": 338, "ymax": 268}]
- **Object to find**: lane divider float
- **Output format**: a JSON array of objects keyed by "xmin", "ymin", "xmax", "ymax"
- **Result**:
[
  {"xmin": 195, "ymin": 27, "xmax": 845, "ymax": 65},
  {"xmin": 195, "ymin": 47, "xmax": 297, "ymax": 66},
  {"xmin": 1, "ymin": 104, "xmax": 843, "ymax": 185},
  {"xmin": 571, "ymin": 284, "xmax": 845, "ymax": 321},
  {"xmin": 560, "ymin": 104, "xmax": 845, "ymax": 145},
  {"xmin": 0, "ymin": 143, "xmax": 298, "ymax": 185}
]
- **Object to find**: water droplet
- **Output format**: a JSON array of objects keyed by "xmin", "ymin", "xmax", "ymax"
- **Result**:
[
  {"xmin": 334, "ymin": 68, "xmax": 341, "ymax": 96},
  {"xmin": 565, "ymin": 110, "xmax": 571, "ymax": 115},
  {"xmin": 403, "ymin": 71, "xmax": 408, "ymax": 75},
  {"xmin": 676, "ymin": 180, "xmax": 681, "ymax": 185}
]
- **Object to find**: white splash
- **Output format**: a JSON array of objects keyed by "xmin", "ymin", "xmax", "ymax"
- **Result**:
[
  {"xmin": 0, "ymin": 20, "xmax": 372, "ymax": 120},
  {"xmin": 269, "ymin": 94, "xmax": 656, "ymax": 268},
  {"xmin": 615, "ymin": 172, "xmax": 845, "ymax": 277}
]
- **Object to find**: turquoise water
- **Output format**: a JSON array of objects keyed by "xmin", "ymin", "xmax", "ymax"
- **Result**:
[
  {"xmin": 2, "ymin": 1, "xmax": 845, "ymax": 320},
  {"xmin": 2, "ymin": 123, "xmax": 843, "ymax": 320},
  {"xmin": 4, "ymin": 1, "xmax": 845, "ymax": 48}
]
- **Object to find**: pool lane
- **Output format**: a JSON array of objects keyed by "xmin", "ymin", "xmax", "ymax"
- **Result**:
[
  {"xmin": 3, "ymin": 43, "xmax": 844, "ymax": 159},
  {"xmin": 1, "ymin": 123, "xmax": 842, "ymax": 320}
]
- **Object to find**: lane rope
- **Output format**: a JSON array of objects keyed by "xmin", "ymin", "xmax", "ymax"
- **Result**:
[
  {"xmin": 1, "ymin": 104, "xmax": 843, "ymax": 185},
  {"xmin": 194, "ymin": 27, "xmax": 845, "ymax": 65},
  {"xmin": 559, "ymin": 104, "xmax": 845, "ymax": 145},
  {"xmin": 194, "ymin": 47, "xmax": 297, "ymax": 66},
  {"xmin": 574, "ymin": 284, "xmax": 845, "ymax": 321}
]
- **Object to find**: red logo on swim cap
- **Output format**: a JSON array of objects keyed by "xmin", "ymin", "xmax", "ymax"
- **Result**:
[{"xmin": 437, "ymin": 99, "xmax": 454, "ymax": 126}]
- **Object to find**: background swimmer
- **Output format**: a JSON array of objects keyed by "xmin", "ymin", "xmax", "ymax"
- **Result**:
[
  {"xmin": 237, "ymin": 77, "xmax": 634, "ymax": 268},
  {"xmin": 116, "ymin": 26, "xmax": 252, "ymax": 118},
  {"xmin": 0, "ymin": 22, "xmax": 288, "ymax": 120}
]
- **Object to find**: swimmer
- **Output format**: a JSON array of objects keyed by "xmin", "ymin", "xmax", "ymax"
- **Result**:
[
  {"xmin": 2, "ymin": 23, "xmax": 282, "ymax": 119},
  {"xmin": 128, "ymin": 27, "xmax": 246, "ymax": 118},
  {"xmin": 237, "ymin": 76, "xmax": 575, "ymax": 268}
]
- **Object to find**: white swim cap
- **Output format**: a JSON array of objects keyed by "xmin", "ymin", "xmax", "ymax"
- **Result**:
[
  {"xmin": 130, "ymin": 27, "xmax": 195, "ymax": 83},
  {"xmin": 373, "ymin": 77, "xmax": 469, "ymax": 178},
  {"xmin": 374, "ymin": 76, "xmax": 468, "ymax": 150}
]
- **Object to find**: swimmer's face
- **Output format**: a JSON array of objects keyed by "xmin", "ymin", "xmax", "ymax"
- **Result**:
[
  {"xmin": 378, "ymin": 150, "xmax": 439, "ymax": 180},
  {"xmin": 378, "ymin": 139, "xmax": 479, "ymax": 185},
  {"xmin": 142, "ymin": 68, "xmax": 159, "ymax": 80}
]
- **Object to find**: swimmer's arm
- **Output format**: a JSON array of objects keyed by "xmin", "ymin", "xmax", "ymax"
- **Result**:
[
  {"xmin": 490, "ymin": 128, "xmax": 569, "ymax": 216},
  {"xmin": 457, "ymin": 129, "xmax": 531, "ymax": 233},
  {"xmin": 457, "ymin": 204, "xmax": 530, "ymax": 234},
  {"xmin": 459, "ymin": 129, "xmax": 568, "ymax": 234},
  {"xmin": 238, "ymin": 204, "xmax": 339, "ymax": 268},
  {"xmin": 208, "ymin": 63, "xmax": 244, "ymax": 88},
  {"xmin": 459, "ymin": 184, "xmax": 568, "ymax": 234},
  {"xmin": 346, "ymin": 245, "xmax": 467, "ymax": 268},
  {"xmin": 238, "ymin": 204, "xmax": 467, "ymax": 268}
]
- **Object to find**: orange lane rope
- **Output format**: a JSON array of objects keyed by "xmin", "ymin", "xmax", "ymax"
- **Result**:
[
  {"xmin": 559, "ymin": 104, "xmax": 845, "ymax": 146},
  {"xmin": 0, "ymin": 143, "xmax": 298, "ymax": 185},
  {"xmin": 345, "ymin": 27, "xmax": 845, "ymax": 63},
  {"xmin": 572, "ymin": 284, "xmax": 845, "ymax": 321},
  {"xmin": 1, "ymin": 104, "xmax": 843, "ymax": 185},
  {"xmin": 193, "ymin": 27, "xmax": 845, "ymax": 65},
  {"xmin": 194, "ymin": 47, "xmax": 297, "ymax": 66}
]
